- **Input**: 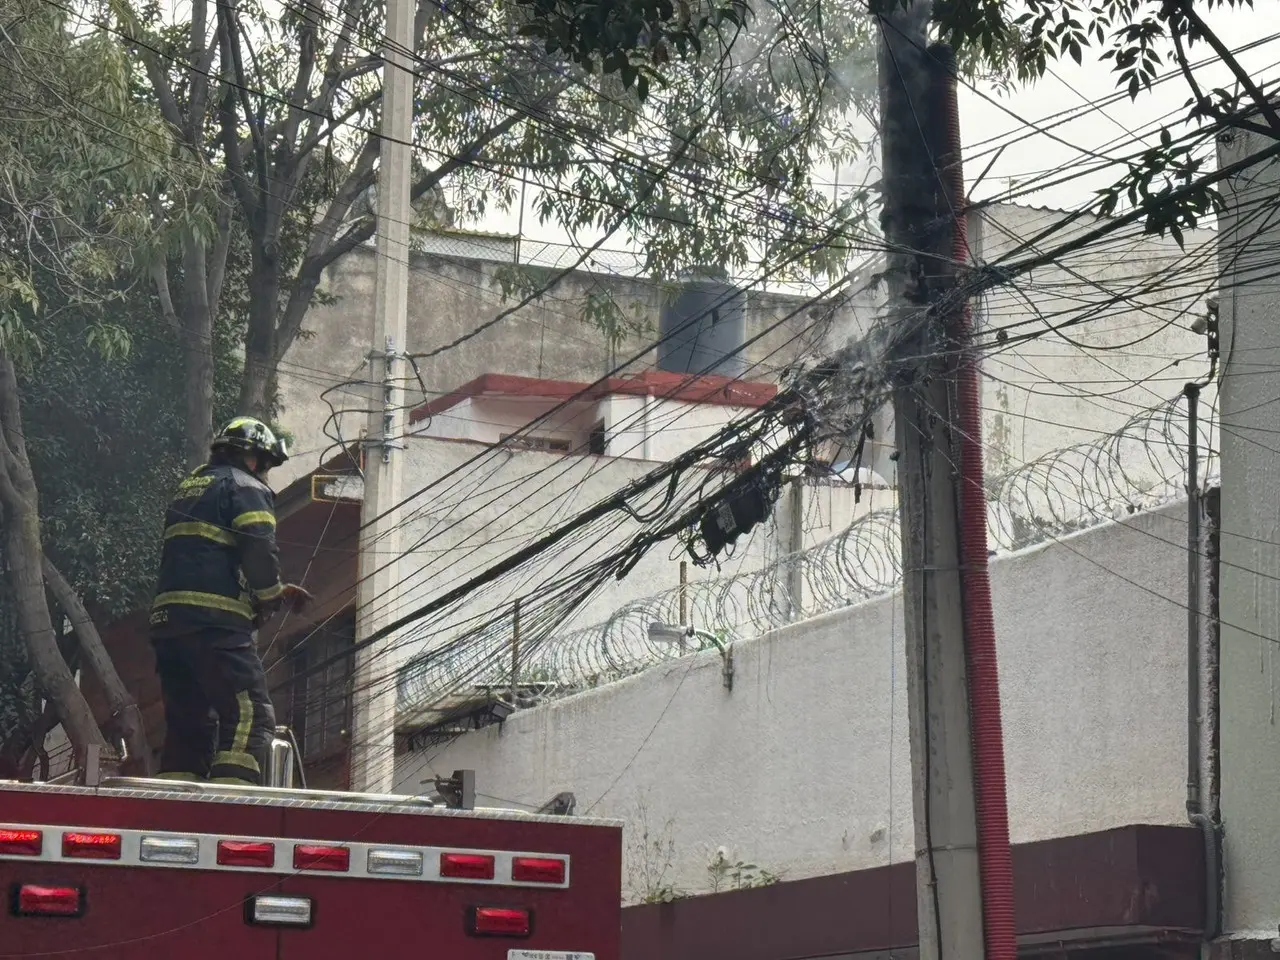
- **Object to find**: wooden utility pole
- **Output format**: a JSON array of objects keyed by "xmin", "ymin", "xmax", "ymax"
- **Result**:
[
  {"xmin": 875, "ymin": 3, "xmax": 986, "ymax": 959},
  {"xmin": 350, "ymin": 0, "xmax": 415, "ymax": 794}
]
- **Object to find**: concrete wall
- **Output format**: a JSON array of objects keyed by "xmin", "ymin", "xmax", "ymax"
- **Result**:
[
  {"xmin": 415, "ymin": 391, "xmax": 754, "ymax": 463},
  {"xmin": 607, "ymin": 397, "xmax": 749, "ymax": 463},
  {"xmin": 972, "ymin": 202, "xmax": 1213, "ymax": 473},
  {"xmin": 276, "ymin": 206, "xmax": 1216, "ymax": 494},
  {"xmin": 395, "ymin": 501, "xmax": 1195, "ymax": 903},
  {"xmin": 971, "ymin": 203, "xmax": 1216, "ymax": 477},
  {"xmin": 419, "ymin": 396, "xmax": 601, "ymax": 447},
  {"xmin": 387, "ymin": 436, "xmax": 880, "ymax": 700},
  {"xmin": 276, "ymin": 248, "xmax": 838, "ymax": 488},
  {"xmin": 1216, "ymin": 130, "xmax": 1280, "ymax": 938}
]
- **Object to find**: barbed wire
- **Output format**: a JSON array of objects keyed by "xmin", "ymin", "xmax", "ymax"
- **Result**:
[
  {"xmin": 987, "ymin": 392, "xmax": 1217, "ymax": 550},
  {"xmin": 396, "ymin": 391, "xmax": 1216, "ymax": 716}
]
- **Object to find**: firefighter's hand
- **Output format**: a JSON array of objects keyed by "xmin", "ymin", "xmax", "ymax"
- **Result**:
[{"xmin": 281, "ymin": 583, "xmax": 313, "ymax": 612}]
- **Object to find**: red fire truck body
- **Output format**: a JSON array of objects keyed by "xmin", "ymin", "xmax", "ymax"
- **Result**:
[{"xmin": 0, "ymin": 778, "xmax": 621, "ymax": 960}]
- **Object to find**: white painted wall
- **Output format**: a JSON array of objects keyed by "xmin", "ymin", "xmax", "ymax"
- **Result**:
[
  {"xmin": 395, "ymin": 501, "xmax": 1194, "ymax": 903},
  {"xmin": 275, "ymin": 248, "xmax": 832, "ymax": 489},
  {"xmin": 605, "ymin": 397, "xmax": 748, "ymax": 463},
  {"xmin": 417, "ymin": 396, "xmax": 601, "ymax": 447},
  {"xmin": 275, "ymin": 203, "xmax": 1212, "ymax": 493},
  {"xmin": 971, "ymin": 203, "xmax": 1217, "ymax": 478},
  {"xmin": 1215, "ymin": 131, "xmax": 1280, "ymax": 938},
  {"xmin": 414, "ymin": 389, "xmax": 757, "ymax": 463},
  {"xmin": 387, "ymin": 437, "xmax": 880, "ymax": 703}
]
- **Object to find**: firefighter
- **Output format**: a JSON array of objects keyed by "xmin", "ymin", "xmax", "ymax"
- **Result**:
[{"xmin": 149, "ymin": 416, "xmax": 312, "ymax": 785}]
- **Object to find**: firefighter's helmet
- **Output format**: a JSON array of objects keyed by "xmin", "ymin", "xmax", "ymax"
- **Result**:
[{"xmin": 211, "ymin": 417, "xmax": 290, "ymax": 467}]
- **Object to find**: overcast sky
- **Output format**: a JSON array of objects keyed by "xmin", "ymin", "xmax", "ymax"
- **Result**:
[{"xmin": 475, "ymin": 4, "xmax": 1277, "ymax": 250}]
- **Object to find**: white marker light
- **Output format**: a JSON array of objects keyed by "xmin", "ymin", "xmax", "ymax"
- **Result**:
[
  {"xmin": 140, "ymin": 836, "xmax": 200, "ymax": 864},
  {"xmin": 367, "ymin": 848, "xmax": 424, "ymax": 876},
  {"xmin": 249, "ymin": 895, "xmax": 312, "ymax": 927}
]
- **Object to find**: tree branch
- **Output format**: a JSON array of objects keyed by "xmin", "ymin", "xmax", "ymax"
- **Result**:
[
  {"xmin": 1177, "ymin": 0, "xmax": 1280, "ymax": 137},
  {"xmin": 151, "ymin": 262, "xmax": 182, "ymax": 338},
  {"xmin": 413, "ymin": 0, "xmax": 441, "ymax": 54},
  {"xmin": 1170, "ymin": 14, "xmax": 1277, "ymax": 139},
  {"xmin": 215, "ymin": 5, "xmax": 264, "ymax": 230},
  {"xmin": 312, "ymin": 0, "xmax": 365, "ymax": 113},
  {"xmin": 136, "ymin": 51, "xmax": 186, "ymax": 136},
  {"xmin": 218, "ymin": 76, "xmax": 258, "ymax": 224},
  {"xmin": 208, "ymin": 196, "xmax": 234, "ymax": 321},
  {"xmin": 273, "ymin": 137, "xmax": 379, "ymax": 357},
  {"xmin": 42, "ymin": 556, "xmax": 151, "ymax": 775},
  {"xmin": 296, "ymin": 89, "xmax": 382, "ymax": 160},
  {"xmin": 273, "ymin": 100, "xmax": 539, "ymax": 360},
  {"xmin": 0, "ymin": 352, "xmax": 32, "ymax": 482},
  {"xmin": 186, "ymin": 0, "xmax": 220, "ymax": 141},
  {"xmin": 282, "ymin": 1, "xmax": 320, "ymax": 154}
]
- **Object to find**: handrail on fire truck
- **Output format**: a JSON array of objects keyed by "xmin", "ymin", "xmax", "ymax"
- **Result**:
[{"xmin": 14, "ymin": 726, "xmax": 582, "ymax": 822}]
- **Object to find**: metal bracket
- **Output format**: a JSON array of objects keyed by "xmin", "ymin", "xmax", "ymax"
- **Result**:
[
  {"xmin": 692, "ymin": 629, "xmax": 734, "ymax": 691},
  {"xmin": 365, "ymin": 336, "xmax": 408, "ymax": 465},
  {"xmin": 360, "ymin": 436, "xmax": 406, "ymax": 451},
  {"xmin": 78, "ymin": 743, "xmax": 121, "ymax": 787},
  {"xmin": 430, "ymin": 769, "xmax": 476, "ymax": 810},
  {"xmin": 537, "ymin": 792, "xmax": 577, "ymax": 816}
]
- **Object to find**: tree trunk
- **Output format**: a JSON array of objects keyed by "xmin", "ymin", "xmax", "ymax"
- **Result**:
[
  {"xmin": 238, "ymin": 349, "xmax": 276, "ymax": 419},
  {"xmin": 43, "ymin": 557, "xmax": 151, "ymax": 774},
  {"xmin": 181, "ymin": 237, "xmax": 216, "ymax": 469},
  {"xmin": 182, "ymin": 328, "xmax": 214, "ymax": 468},
  {"xmin": 0, "ymin": 355, "xmax": 107, "ymax": 764},
  {"xmin": 0, "ymin": 630, "xmax": 80, "ymax": 778},
  {"xmin": 17, "ymin": 700, "xmax": 57, "ymax": 781},
  {"xmin": 238, "ymin": 258, "xmax": 281, "ymax": 419}
]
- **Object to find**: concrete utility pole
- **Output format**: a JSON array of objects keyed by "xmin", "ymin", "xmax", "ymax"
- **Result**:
[
  {"xmin": 350, "ymin": 0, "xmax": 415, "ymax": 794},
  {"xmin": 875, "ymin": 4, "xmax": 986, "ymax": 960}
]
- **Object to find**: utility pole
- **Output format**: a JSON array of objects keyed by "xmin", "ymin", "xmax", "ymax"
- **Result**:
[
  {"xmin": 876, "ymin": 3, "xmax": 986, "ymax": 959},
  {"xmin": 350, "ymin": 0, "xmax": 414, "ymax": 794}
]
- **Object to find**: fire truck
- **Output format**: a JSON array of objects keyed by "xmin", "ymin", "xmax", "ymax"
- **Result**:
[{"xmin": 0, "ymin": 739, "xmax": 621, "ymax": 960}]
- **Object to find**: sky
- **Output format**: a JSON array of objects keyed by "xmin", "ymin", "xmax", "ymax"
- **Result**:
[
  {"xmin": 474, "ymin": 4, "xmax": 1279, "ymax": 252},
  {"xmin": 955, "ymin": 4, "xmax": 1277, "ymax": 212}
]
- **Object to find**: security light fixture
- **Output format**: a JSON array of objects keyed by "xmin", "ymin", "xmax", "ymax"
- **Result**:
[{"xmin": 647, "ymin": 622, "xmax": 734, "ymax": 691}]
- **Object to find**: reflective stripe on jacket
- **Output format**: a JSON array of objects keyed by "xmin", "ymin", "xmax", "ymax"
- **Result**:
[{"xmin": 150, "ymin": 462, "xmax": 284, "ymax": 635}]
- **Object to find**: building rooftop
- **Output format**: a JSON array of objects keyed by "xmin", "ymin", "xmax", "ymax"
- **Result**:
[{"xmin": 408, "ymin": 371, "xmax": 778, "ymax": 424}]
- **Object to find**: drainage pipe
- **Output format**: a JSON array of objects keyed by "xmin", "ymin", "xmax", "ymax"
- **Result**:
[
  {"xmin": 1183, "ymin": 381, "xmax": 1221, "ymax": 938},
  {"xmin": 931, "ymin": 43, "xmax": 1017, "ymax": 960}
]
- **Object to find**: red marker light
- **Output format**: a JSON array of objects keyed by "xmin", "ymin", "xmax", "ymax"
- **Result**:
[
  {"xmin": 293, "ymin": 844, "xmax": 350, "ymax": 872},
  {"xmin": 61, "ymin": 832, "xmax": 121, "ymax": 860},
  {"xmin": 511, "ymin": 856, "xmax": 566, "ymax": 885},
  {"xmin": 0, "ymin": 829, "xmax": 42, "ymax": 857},
  {"xmin": 440, "ymin": 852, "xmax": 495, "ymax": 880},
  {"xmin": 13, "ymin": 885, "xmax": 83, "ymax": 917},
  {"xmin": 470, "ymin": 906, "xmax": 531, "ymax": 937},
  {"xmin": 217, "ymin": 840, "xmax": 275, "ymax": 868}
]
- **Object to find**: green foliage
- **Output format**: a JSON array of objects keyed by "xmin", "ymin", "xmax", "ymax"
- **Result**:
[
  {"xmin": 0, "ymin": 1, "xmax": 172, "ymax": 337},
  {"xmin": 706, "ymin": 849, "xmax": 782, "ymax": 892},
  {"xmin": 0, "ymin": 3, "xmax": 241, "ymax": 747},
  {"xmin": 17, "ymin": 279, "xmax": 241, "ymax": 618},
  {"xmin": 928, "ymin": 0, "xmax": 1274, "ymax": 244},
  {"xmin": 512, "ymin": 0, "xmax": 753, "ymax": 100}
]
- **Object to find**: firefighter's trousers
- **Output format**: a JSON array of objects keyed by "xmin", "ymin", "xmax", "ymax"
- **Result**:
[{"xmin": 152, "ymin": 629, "xmax": 276, "ymax": 785}]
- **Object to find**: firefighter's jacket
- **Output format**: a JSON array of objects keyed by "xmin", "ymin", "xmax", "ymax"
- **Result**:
[{"xmin": 149, "ymin": 462, "xmax": 286, "ymax": 636}]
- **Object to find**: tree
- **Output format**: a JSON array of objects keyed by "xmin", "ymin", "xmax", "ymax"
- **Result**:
[
  {"xmin": 926, "ymin": 0, "xmax": 1278, "ymax": 241},
  {"xmin": 106, "ymin": 0, "xmax": 959, "ymax": 452},
  {"xmin": 0, "ymin": 1, "xmax": 187, "ymax": 767}
]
